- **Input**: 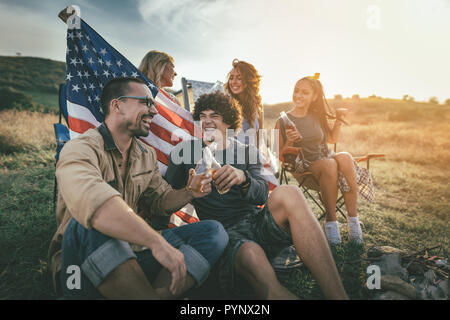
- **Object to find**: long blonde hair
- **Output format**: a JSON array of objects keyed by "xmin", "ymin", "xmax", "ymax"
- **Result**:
[{"xmin": 139, "ymin": 50, "xmax": 174, "ymax": 87}]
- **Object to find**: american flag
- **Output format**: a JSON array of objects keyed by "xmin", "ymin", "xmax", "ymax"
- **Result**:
[{"xmin": 60, "ymin": 17, "xmax": 277, "ymax": 228}]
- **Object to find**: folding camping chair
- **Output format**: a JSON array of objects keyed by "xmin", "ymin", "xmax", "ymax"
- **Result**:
[{"xmin": 278, "ymin": 144, "xmax": 385, "ymax": 221}]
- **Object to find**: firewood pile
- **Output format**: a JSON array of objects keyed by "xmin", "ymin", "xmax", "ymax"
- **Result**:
[{"xmin": 365, "ymin": 245, "xmax": 448, "ymax": 300}]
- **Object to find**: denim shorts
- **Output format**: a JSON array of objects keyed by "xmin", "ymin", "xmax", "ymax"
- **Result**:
[
  {"xmin": 218, "ymin": 206, "xmax": 293, "ymax": 298},
  {"xmin": 60, "ymin": 218, "xmax": 228, "ymax": 299}
]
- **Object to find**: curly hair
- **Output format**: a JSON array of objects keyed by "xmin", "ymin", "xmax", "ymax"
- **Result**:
[
  {"xmin": 224, "ymin": 59, "xmax": 262, "ymax": 128},
  {"xmin": 193, "ymin": 91, "xmax": 242, "ymax": 131}
]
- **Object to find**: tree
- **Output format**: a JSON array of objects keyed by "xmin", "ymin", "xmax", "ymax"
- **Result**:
[
  {"xmin": 429, "ymin": 97, "xmax": 439, "ymax": 104},
  {"xmin": 334, "ymin": 94, "xmax": 343, "ymax": 100}
]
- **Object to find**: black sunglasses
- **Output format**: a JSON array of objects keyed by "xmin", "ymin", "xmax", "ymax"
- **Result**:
[{"xmin": 116, "ymin": 96, "xmax": 156, "ymax": 108}]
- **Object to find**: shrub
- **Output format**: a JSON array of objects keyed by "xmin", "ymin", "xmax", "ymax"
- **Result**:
[
  {"xmin": 334, "ymin": 94, "xmax": 343, "ymax": 100},
  {"xmin": 429, "ymin": 97, "xmax": 439, "ymax": 104},
  {"xmin": 444, "ymin": 99, "xmax": 450, "ymax": 106}
]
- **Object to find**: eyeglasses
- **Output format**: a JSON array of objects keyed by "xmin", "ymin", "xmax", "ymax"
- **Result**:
[{"xmin": 116, "ymin": 96, "xmax": 156, "ymax": 108}]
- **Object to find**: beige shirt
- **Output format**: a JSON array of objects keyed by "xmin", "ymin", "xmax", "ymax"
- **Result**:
[{"xmin": 48, "ymin": 123, "xmax": 172, "ymax": 293}]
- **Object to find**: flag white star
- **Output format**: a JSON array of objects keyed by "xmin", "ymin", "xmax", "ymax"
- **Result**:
[
  {"xmin": 85, "ymin": 35, "xmax": 90, "ymax": 41},
  {"xmin": 66, "ymin": 73, "xmax": 73, "ymax": 81},
  {"xmin": 84, "ymin": 71, "xmax": 90, "ymax": 78},
  {"xmin": 111, "ymin": 72, "xmax": 116, "ymax": 78},
  {"xmin": 93, "ymin": 70, "xmax": 99, "ymax": 77},
  {"xmin": 72, "ymin": 84, "xmax": 80, "ymax": 92},
  {"xmin": 88, "ymin": 57, "xmax": 94, "ymax": 65},
  {"xmin": 131, "ymin": 71, "xmax": 138, "ymax": 78},
  {"xmin": 78, "ymin": 59, "xmax": 84, "ymax": 66},
  {"xmin": 121, "ymin": 72, "xmax": 127, "ymax": 77},
  {"xmin": 67, "ymin": 32, "xmax": 74, "ymax": 40},
  {"xmin": 100, "ymin": 48, "xmax": 107, "ymax": 56},
  {"xmin": 98, "ymin": 58, "xmax": 104, "ymax": 66},
  {"xmin": 67, "ymin": 48, "xmax": 72, "ymax": 55},
  {"xmin": 69, "ymin": 58, "xmax": 78, "ymax": 66},
  {"xmin": 87, "ymin": 96, "xmax": 92, "ymax": 103},
  {"xmin": 148, "ymin": 82, "xmax": 156, "ymax": 90},
  {"xmin": 76, "ymin": 32, "xmax": 83, "ymax": 39},
  {"xmin": 74, "ymin": 46, "xmax": 79, "ymax": 53},
  {"xmin": 77, "ymin": 71, "xmax": 83, "ymax": 78},
  {"xmin": 116, "ymin": 60, "xmax": 122, "ymax": 67},
  {"xmin": 88, "ymin": 83, "xmax": 95, "ymax": 90},
  {"xmin": 105, "ymin": 60, "xmax": 112, "ymax": 68},
  {"xmin": 82, "ymin": 83, "xmax": 87, "ymax": 90},
  {"xmin": 82, "ymin": 45, "xmax": 88, "ymax": 52},
  {"xmin": 103, "ymin": 70, "xmax": 110, "ymax": 77},
  {"xmin": 94, "ymin": 95, "xmax": 100, "ymax": 102}
]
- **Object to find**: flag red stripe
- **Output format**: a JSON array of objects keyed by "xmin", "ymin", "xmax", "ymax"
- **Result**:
[
  {"xmin": 156, "ymin": 102, "xmax": 194, "ymax": 134},
  {"xmin": 139, "ymin": 138, "xmax": 169, "ymax": 166},
  {"xmin": 68, "ymin": 116, "xmax": 96, "ymax": 133},
  {"xmin": 174, "ymin": 210, "xmax": 200, "ymax": 224},
  {"xmin": 149, "ymin": 122, "xmax": 182, "ymax": 146}
]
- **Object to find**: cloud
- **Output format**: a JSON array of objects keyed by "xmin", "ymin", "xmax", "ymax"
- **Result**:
[{"xmin": 137, "ymin": 0, "xmax": 237, "ymax": 45}]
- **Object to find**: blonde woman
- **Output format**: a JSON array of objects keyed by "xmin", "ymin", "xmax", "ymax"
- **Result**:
[{"xmin": 139, "ymin": 50, "xmax": 181, "ymax": 105}]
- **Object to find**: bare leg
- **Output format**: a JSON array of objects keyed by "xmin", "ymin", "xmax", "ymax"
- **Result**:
[
  {"xmin": 98, "ymin": 258, "xmax": 160, "ymax": 299},
  {"xmin": 333, "ymin": 152, "xmax": 358, "ymax": 217},
  {"xmin": 304, "ymin": 159, "xmax": 339, "ymax": 222},
  {"xmin": 234, "ymin": 242, "xmax": 299, "ymax": 300},
  {"xmin": 152, "ymin": 269, "xmax": 196, "ymax": 299},
  {"xmin": 268, "ymin": 185, "xmax": 348, "ymax": 300}
]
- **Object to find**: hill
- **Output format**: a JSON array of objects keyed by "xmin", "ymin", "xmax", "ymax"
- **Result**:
[{"xmin": 0, "ymin": 56, "xmax": 66, "ymax": 112}]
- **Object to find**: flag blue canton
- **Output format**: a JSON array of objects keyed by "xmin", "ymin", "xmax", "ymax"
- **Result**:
[{"xmin": 64, "ymin": 19, "xmax": 159, "ymax": 122}]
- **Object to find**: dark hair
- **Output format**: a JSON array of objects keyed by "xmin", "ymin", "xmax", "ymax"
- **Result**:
[
  {"xmin": 296, "ymin": 77, "xmax": 335, "ymax": 136},
  {"xmin": 100, "ymin": 77, "xmax": 146, "ymax": 117},
  {"xmin": 224, "ymin": 59, "xmax": 262, "ymax": 128},
  {"xmin": 193, "ymin": 91, "xmax": 242, "ymax": 131}
]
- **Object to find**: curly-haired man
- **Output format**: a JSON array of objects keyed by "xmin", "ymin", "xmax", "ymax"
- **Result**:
[{"xmin": 165, "ymin": 91, "xmax": 348, "ymax": 300}]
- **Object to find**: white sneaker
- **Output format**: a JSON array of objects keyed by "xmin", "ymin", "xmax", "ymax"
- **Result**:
[
  {"xmin": 324, "ymin": 221, "xmax": 341, "ymax": 245},
  {"xmin": 347, "ymin": 217, "xmax": 364, "ymax": 244}
]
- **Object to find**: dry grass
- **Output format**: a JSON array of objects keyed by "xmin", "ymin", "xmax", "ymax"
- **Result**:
[
  {"xmin": 0, "ymin": 110, "xmax": 57, "ymax": 153},
  {"xmin": 0, "ymin": 110, "xmax": 58, "ymax": 171},
  {"xmin": 1, "ymin": 99, "xmax": 448, "ymax": 299},
  {"xmin": 264, "ymin": 98, "xmax": 450, "ymax": 251},
  {"xmin": 264, "ymin": 98, "xmax": 450, "ymax": 168}
]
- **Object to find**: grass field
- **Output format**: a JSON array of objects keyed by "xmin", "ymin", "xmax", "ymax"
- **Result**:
[{"xmin": 0, "ymin": 98, "xmax": 449, "ymax": 299}]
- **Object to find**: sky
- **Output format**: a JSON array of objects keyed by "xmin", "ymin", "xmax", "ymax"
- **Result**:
[{"xmin": 1, "ymin": 0, "xmax": 449, "ymax": 104}]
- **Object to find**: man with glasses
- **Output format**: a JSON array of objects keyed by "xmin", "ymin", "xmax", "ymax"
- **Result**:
[{"xmin": 48, "ymin": 77, "xmax": 228, "ymax": 299}]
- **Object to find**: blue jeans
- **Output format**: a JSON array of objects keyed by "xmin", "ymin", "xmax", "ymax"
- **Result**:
[{"xmin": 60, "ymin": 218, "xmax": 228, "ymax": 299}]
